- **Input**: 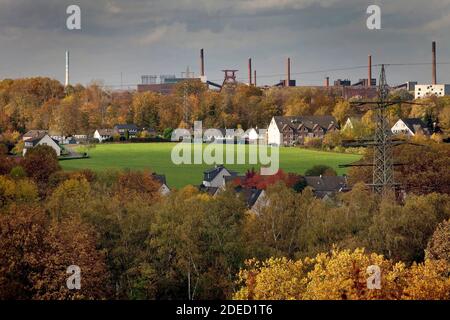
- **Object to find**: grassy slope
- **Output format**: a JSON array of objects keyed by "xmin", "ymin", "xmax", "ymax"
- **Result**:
[{"xmin": 60, "ymin": 143, "xmax": 362, "ymax": 189}]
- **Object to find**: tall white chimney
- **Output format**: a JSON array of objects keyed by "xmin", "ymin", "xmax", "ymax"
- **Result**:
[{"xmin": 65, "ymin": 50, "xmax": 70, "ymax": 87}]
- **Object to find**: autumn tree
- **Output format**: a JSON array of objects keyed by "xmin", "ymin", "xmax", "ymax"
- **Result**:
[
  {"xmin": 425, "ymin": 219, "xmax": 450, "ymax": 263},
  {"xmin": 22, "ymin": 145, "xmax": 61, "ymax": 187},
  {"xmin": 234, "ymin": 248, "xmax": 450, "ymax": 300},
  {"xmin": 366, "ymin": 193, "xmax": 450, "ymax": 263},
  {"xmin": 0, "ymin": 204, "xmax": 110, "ymax": 299},
  {"xmin": 349, "ymin": 142, "xmax": 450, "ymax": 195}
]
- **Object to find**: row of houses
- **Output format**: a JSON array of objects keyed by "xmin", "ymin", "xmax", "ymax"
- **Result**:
[
  {"xmin": 198, "ymin": 165, "xmax": 349, "ymax": 214},
  {"xmin": 93, "ymin": 124, "xmax": 147, "ymax": 143},
  {"xmin": 267, "ymin": 116, "xmax": 339, "ymax": 146}
]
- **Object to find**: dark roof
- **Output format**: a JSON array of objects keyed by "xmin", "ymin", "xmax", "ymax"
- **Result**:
[
  {"xmin": 96, "ymin": 129, "xmax": 114, "ymax": 136},
  {"xmin": 273, "ymin": 115, "xmax": 338, "ymax": 132},
  {"xmin": 203, "ymin": 165, "xmax": 237, "ymax": 182},
  {"xmin": 151, "ymin": 173, "xmax": 167, "ymax": 186},
  {"xmin": 235, "ymin": 188, "xmax": 264, "ymax": 207},
  {"xmin": 401, "ymin": 118, "xmax": 429, "ymax": 134},
  {"xmin": 24, "ymin": 133, "xmax": 60, "ymax": 148},
  {"xmin": 305, "ymin": 176, "xmax": 348, "ymax": 198},
  {"xmin": 199, "ymin": 186, "xmax": 220, "ymax": 196},
  {"xmin": 114, "ymin": 124, "xmax": 139, "ymax": 131},
  {"xmin": 24, "ymin": 130, "xmax": 48, "ymax": 138}
]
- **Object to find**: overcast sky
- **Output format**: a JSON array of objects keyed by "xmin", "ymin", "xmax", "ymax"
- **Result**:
[{"xmin": 1, "ymin": 0, "xmax": 450, "ymax": 88}]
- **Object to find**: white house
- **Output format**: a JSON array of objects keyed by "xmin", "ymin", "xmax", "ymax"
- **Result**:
[
  {"xmin": 202, "ymin": 165, "xmax": 237, "ymax": 188},
  {"xmin": 415, "ymin": 84, "xmax": 450, "ymax": 99},
  {"xmin": 242, "ymin": 128, "xmax": 261, "ymax": 143},
  {"xmin": 342, "ymin": 117, "xmax": 362, "ymax": 131},
  {"xmin": 23, "ymin": 133, "xmax": 61, "ymax": 157},
  {"xmin": 391, "ymin": 118, "xmax": 430, "ymax": 137},
  {"xmin": 94, "ymin": 129, "xmax": 115, "ymax": 143}
]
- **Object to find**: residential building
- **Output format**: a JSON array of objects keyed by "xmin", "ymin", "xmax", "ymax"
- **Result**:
[
  {"xmin": 267, "ymin": 116, "xmax": 339, "ymax": 146},
  {"xmin": 114, "ymin": 124, "xmax": 140, "ymax": 139},
  {"xmin": 203, "ymin": 129, "xmax": 235, "ymax": 143},
  {"xmin": 23, "ymin": 133, "xmax": 61, "ymax": 157},
  {"xmin": 415, "ymin": 84, "xmax": 450, "ymax": 99},
  {"xmin": 151, "ymin": 173, "xmax": 171, "ymax": 196},
  {"xmin": 243, "ymin": 128, "xmax": 261, "ymax": 143},
  {"xmin": 93, "ymin": 129, "xmax": 114, "ymax": 143},
  {"xmin": 202, "ymin": 165, "xmax": 238, "ymax": 188},
  {"xmin": 342, "ymin": 117, "xmax": 359, "ymax": 131},
  {"xmin": 305, "ymin": 175, "xmax": 349, "ymax": 200},
  {"xmin": 23, "ymin": 130, "xmax": 48, "ymax": 141},
  {"xmin": 391, "ymin": 118, "xmax": 430, "ymax": 137}
]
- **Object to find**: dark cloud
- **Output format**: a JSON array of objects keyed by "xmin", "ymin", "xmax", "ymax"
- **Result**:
[{"xmin": 0, "ymin": 0, "xmax": 449, "ymax": 86}]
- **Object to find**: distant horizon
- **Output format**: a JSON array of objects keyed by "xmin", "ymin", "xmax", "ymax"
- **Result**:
[{"xmin": 1, "ymin": 0, "xmax": 450, "ymax": 87}]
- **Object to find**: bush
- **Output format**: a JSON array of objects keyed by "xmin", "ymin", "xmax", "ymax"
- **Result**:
[
  {"xmin": 304, "ymin": 165, "xmax": 337, "ymax": 176},
  {"xmin": 10, "ymin": 166, "xmax": 26, "ymax": 179},
  {"xmin": 303, "ymin": 137, "xmax": 323, "ymax": 149}
]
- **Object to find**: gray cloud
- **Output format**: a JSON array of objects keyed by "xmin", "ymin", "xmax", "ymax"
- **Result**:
[{"xmin": 0, "ymin": 0, "xmax": 449, "ymax": 86}]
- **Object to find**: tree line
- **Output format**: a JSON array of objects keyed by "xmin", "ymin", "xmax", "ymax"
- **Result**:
[{"xmin": 1, "ymin": 77, "xmax": 449, "ymax": 152}]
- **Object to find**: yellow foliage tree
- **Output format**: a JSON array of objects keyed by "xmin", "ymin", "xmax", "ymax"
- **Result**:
[{"xmin": 234, "ymin": 248, "xmax": 450, "ymax": 300}]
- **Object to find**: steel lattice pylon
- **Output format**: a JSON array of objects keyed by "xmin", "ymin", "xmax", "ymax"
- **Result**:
[
  {"xmin": 341, "ymin": 65, "xmax": 427, "ymax": 196},
  {"xmin": 372, "ymin": 65, "xmax": 395, "ymax": 195}
]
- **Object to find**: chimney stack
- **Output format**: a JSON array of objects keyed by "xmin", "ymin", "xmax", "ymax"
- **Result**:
[
  {"xmin": 432, "ymin": 41, "xmax": 437, "ymax": 85},
  {"xmin": 368, "ymin": 55, "xmax": 372, "ymax": 87},
  {"xmin": 286, "ymin": 57, "xmax": 291, "ymax": 87},
  {"xmin": 65, "ymin": 50, "xmax": 70, "ymax": 87},
  {"xmin": 325, "ymin": 76, "xmax": 330, "ymax": 88},
  {"xmin": 254, "ymin": 70, "xmax": 257, "ymax": 86},
  {"xmin": 200, "ymin": 48, "xmax": 205, "ymax": 77},
  {"xmin": 248, "ymin": 58, "xmax": 252, "ymax": 85}
]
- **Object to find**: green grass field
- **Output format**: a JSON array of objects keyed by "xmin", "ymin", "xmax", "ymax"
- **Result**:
[{"xmin": 60, "ymin": 143, "xmax": 362, "ymax": 188}]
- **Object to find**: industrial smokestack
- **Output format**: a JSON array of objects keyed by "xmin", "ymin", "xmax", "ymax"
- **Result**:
[
  {"xmin": 254, "ymin": 70, "xmax": 257, "ymax": 86},
  {"xmin": 286, "ymin": 57, "xmax": 291, "ymax": 87},
  {"xmin": 325, "ymin": 76, "xmax": 330, "ymax": 88},
  {"xmin": 248, "ymin": 58, "xmax": 252, "ymax": 85},
  {"xmin": 65, "ymin": 51, "xmax": 70, "ymax": 87},
  {"xmin": 200, "ymin": 48, "xmax": 205, "ymax": 77},
  {"xmin": 368, "ymin": 55, "xmax": 372, "ymax": 87},
  {"xmin": 432, "ymin": 41, "xmax": 437, "ymax": 85}
]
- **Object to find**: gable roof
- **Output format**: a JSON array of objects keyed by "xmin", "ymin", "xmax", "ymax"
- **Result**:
[
  {"xmin": 273, "ymin": 115, "xmax": 338, "ymax": 132},
  {"xmin": 400, "ymin": 118, "xmax": 429, "ymax": 134},
  {"xmin": 96, "ymin": 129, "xmax": 115, "ymax": 136},
  {"xmin": 114, "ymin": 124, "xmax": 139, "ymax": 131},
  {"xmin": 305, "ymin": 176, "xmax": 349, "ymax": 198},
  {"xmin": 151, "ymin": 173, "xmax": 167, "ymax": 186},
  {"xmin": 203, "ymin": 165, "xmax": 237, "ymax": 182},
  {"xmin": 23, "ymin": 130, "xmax": 48, "ymax": 139},
  {"xmin": 235, "ymin": 187, "xmax": 264, "ymax": 208},
  {"xmin": 24, "ymin": 133, "xmax": 60, "ymax": 148},
  {"xmin": 199, "ymin": 186, "xmax": 220, "ymax": 196}
]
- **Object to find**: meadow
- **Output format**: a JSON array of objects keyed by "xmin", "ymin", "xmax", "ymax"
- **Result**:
[{"xmin": 61, "ymin": 143, "xmax": 362, "ymax": 188}]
